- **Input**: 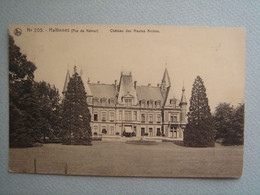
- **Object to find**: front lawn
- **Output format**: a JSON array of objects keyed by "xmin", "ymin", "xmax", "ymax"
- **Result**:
[{"xmin": 9, "ymin": 140, "xmax": 243, "ymax": 178}]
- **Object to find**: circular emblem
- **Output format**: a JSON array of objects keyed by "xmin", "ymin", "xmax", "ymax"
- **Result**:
[{"xmin": 14, "ymin": 28, "xmax": 22, "ymax": 36}]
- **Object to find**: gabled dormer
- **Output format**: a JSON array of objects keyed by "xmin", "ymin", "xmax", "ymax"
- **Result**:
[{"xmin": 117, "ymin": 72, "xmax": 138, "ymax": 105}]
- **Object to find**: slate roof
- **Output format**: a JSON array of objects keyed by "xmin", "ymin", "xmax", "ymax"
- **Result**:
[
  {"xmin": 136, "ymin": 86, "xmax": 164, "ymax": 102},
  {"xmin": 117, "ymin": 74, "xmax": 138, "ymax": 104},
  {"xmin": 161, "ymin": 68, "xmax": 171, "ymax": 87},
  {"xmin": 88, "ymin": 83, "xmax": 117, "ymax": 99}
]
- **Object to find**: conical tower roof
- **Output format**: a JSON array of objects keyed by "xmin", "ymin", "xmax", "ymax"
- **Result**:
[
  {"xmin": 162, "ymin": 68, "xmax": 171, "ymax": 87},
  {"xmin": 180, "ymin": 85, "xmax": 187, "ymax": 103}
]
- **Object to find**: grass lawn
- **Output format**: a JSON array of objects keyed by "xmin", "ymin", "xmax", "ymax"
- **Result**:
[{"xmin": 9, "ymin": 140, "xmax": 243, "ymax": 178}]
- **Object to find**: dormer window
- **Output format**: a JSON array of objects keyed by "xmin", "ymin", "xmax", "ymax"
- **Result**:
[
  {"xmin": 109, "ymin": 99, "xmax": 114, "ymax": 105},
  {"xmin": 147, "ymin": 100, "xmax": 153, "ymax": 108},
  {"xmin": 125, "ymin": 98, "xmax": 132, "ymax": 107},
  {"xmin": 170, "ymin": 98, "xmax": 177, "ymax": 108},
  {"xmin": 93, "ymin": 98, "xmax": 99, "ymax": 106},
  {"xmin": 140, "ymin": 100, "xmax": 145, "ymax": 108},
  {"xmin": 101, "ymin": 98, "xmax": 107, "ymax": 106},
  {"xmin": 155, "ymin": 101, "xmax": 161, "ymax": 108},
  {"xmin": 150, "ymin": 100, "xmax": 154, "ymax": 108}
]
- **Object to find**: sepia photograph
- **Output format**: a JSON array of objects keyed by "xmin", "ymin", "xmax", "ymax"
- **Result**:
[{"xmin": 9, "ymin": 25, "xmax": 245, "ymax": 178}]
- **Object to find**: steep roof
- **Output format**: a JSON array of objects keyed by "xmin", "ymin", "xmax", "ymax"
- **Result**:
[
  {"xmin": 88, "ymin": 83, "xmax": 116, "ymax": 99},
  {"xmin": 117, "ymin": 73, "xmax": 138, "ymax": 104},
  {"xmin": 136, "ymin": 86, "xmax": 164, "ymax": 102},
  {"xmin": 161, "ymin": 68, "xmax": 171, "ymax": 87}
]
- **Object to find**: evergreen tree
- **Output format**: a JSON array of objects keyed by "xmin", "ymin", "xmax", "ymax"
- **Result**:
[
  {"xmin": 184, "ymin": 76, "xmax": 215, "ymax": 147},
  {"xmin": 34, "ymin": 81, "xmax": 61, "ymax": 142},
  {"xmin": 223, "ymin": 104, "xmax": 244, "ymax": 145},
  {"xmin": 214, "ymin": 103, "xmax": 233, "ymax": 140},
  {"xmin": 61, "ymin": 67, "xmax": 92, "ymax": 145},
  {"xmin": 9, "ymin": 35, "xmax": 38, "ymax": 147}
]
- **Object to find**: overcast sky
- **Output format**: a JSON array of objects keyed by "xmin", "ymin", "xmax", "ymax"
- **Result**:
[{"xmin": 10, "ymin": 25, "xmax": 246, "ymax": 112}]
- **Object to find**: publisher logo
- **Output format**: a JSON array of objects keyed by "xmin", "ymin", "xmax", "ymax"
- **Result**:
[{"xmin": 14, "ymin": 28, "xmax": 22, "ymax": 36}]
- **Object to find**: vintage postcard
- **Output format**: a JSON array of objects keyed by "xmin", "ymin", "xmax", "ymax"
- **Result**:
[{"xmin": 9, "ymin": 25, "xmax": 245, "ymax": 178}]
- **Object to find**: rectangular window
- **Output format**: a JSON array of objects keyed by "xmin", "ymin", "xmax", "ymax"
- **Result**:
[
  {"xmin": 171, "ymin": 114, "xmax": 177, "ymax": 122},
  {"xmin": 94, "ymin": 126, "xmax": 98, "ymax": 133},
  {"xmin": 149, "ymin": 114, "xmax": 153, "ymax": 123},
  {"xmin": 141, "ymin": 127, "xmax": 145, "ymax": 136},
  {"xmin": 133, "ymin": 111, "xmax": 137, "ymax": 121},
  {"xmin": 157, "ymin": 114, "xmax": 161, "ymax": 123},
  {"xmin": 101, "ymin": 112, "xmax": 106, "ymax": 121},
  {"xmin": 141, "ymin": 114, "xmax": 145, "ymax": 123},
  {"xmin": 119, "ymin": 110, "xmax": 122, "ymax": 120},
  {"xmin": 149, "ymin": 128, "xmax": 153, "ymax": 136},
  {"xmin": 125, "ymin": 99, "xmax": 132, "ymax": 107},
  {"xmin": 110, "ymin": 112, "xmax": 115, "ymax": 121},
  {"xmin": 110, "ymin": 126, "xmax": 114, "ymax": 135},
  {"xmin": 125, "ymin": 111, "xmax": 132, "ymax": 121},
  {"xmin": 94, "ymin": 113, "xmax": 98, "ymax": 121}
]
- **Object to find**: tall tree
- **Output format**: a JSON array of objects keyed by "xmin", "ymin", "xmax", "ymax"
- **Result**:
[
  {"xmin": 34, "ymin": 81, "xmax": 61, "ymax": 142},
  {"xmin": 223, "ymin": 104, "xmax": 244, "ymax": 145},
  {"xmin": 214, "ymin": 103, "xmax": 233, "ymax": 140},
  {"xmin": 9, "ymin": 35, "xmax": 38, "ymax": 147},
  {"xmin": 61, "ymin": 67, "xmax": 92, "ymax": 145},
  {"xmin": 184, "ymin": 76, "xmax": 215, "ymax": 147}
]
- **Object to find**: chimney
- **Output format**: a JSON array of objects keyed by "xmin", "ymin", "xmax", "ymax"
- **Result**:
[
  {"xmin": 88, "ymin": 77, "xmax": 90, "ymax": 83},
  {"xmin": 157, "ymin": 83, "xmax": 160, "ymax": 87},
  {"xmin": 134, "ymin": 81, "xmax": 137, "ymax": 89},
  {"xmin": 148, "ymin": 83, "xmax": 151, "ymax": 87},
  {"xmin": 97, "ymin": 81, "xmax": 100, "ymax": 84}
]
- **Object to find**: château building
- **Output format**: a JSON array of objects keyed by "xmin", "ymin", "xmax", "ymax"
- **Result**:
[{"xmin": 63, "ymin": 68, "xmax": 187, "ymax": 139}]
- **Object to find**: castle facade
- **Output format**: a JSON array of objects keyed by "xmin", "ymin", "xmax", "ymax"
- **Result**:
[{"xmin": 63, "ymin": 68, "xmax": 187, "ymax": 139}]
